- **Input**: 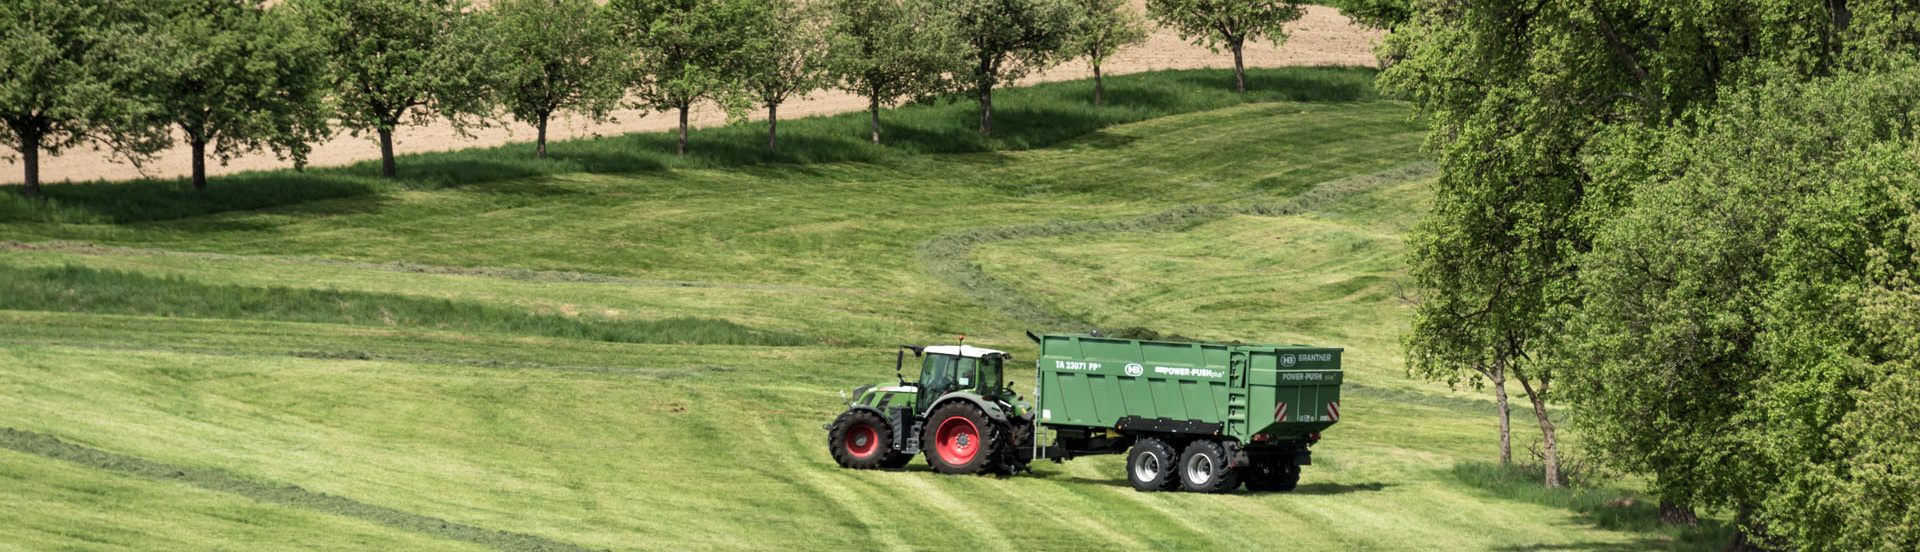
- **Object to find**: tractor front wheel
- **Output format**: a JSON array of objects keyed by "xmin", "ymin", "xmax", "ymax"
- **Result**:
[
  {"xmin": 922, "ymin": 402, "xmax": 1003, "ymax": 475},
  {"xmin": 829, "ymin": 409, "xmax": 902, "ymax": 469}
]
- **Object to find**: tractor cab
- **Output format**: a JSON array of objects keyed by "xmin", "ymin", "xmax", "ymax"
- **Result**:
[{"xmin": 910, "ymin": 344, "xmax": 1009, "ymax": 408}]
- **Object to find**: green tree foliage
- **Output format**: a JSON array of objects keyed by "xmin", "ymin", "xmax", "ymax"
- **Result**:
[
  {"xmin": 944, "ymin": 0, "xmax": 1076, "ymax": 135},
  {"xmin": 147, "ymin": 0, "xmax": 331, "ymax": 191},
  {"xmin": 1568, "ymin": 69, "xmax": 1920, "ymax": 550},
  {"xmin": 1144, "ymin": 0, "xmax": 1302, "ymax": 93},
  {"xmin": 607, "ymin": 0, "xmax": 755, "ymax": 156},
  {"xmin": 1328, "ymin": 0, "xmax": 1411, "ymax": 31},
  {"xmin": 291, "ymin": 0, "xmax": 487, "ymax": 178},
  {"xmin": 1, "ymin": 0, "xmax": 167, "ymax": 197},
  {"xmin": 1379, "ymin": 0, "xmax": 1920, "ymax": 498},
  {"xmin": 823, "ymin": 0, "xmax": 962, "ymax": 144},
  {"xmin": 480, "ymin": 0, "xmax": 625, "ymax": 160},
  {"xmin": 1066, "ymin": 0, "xmax": 1150, "ymax": 107},
  {"xmin": 737, "ymin": 0, "xmax": 830, "ymax": 151}
]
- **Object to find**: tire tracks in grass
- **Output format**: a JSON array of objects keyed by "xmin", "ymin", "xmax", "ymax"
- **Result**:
[
  {"xmin": 916, "ymin": 161, "xmax": 1437, "ymax": 330},
  {"xmin": 0, "ymin": 427, "xmax": 604, "ymax": 552},
  {"xmin": 0, "ymin": 338, "xmax": 732, "ymax": 379}
]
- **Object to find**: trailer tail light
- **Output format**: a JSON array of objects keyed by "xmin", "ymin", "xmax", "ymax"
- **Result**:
[
  {"xmin": 1253, "ymin": 433, "xmax": 1271, "ymax": 442},
  {"xmin": 1308, "ymin": 432, "xmax": 1320, "ymax": 443}
]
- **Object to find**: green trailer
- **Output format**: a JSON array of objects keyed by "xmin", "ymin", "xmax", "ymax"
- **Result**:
[
  {"xmin": 1028, "ymin": 332, "xmax": 1342, "ymax": 492},
  {"xmin": 825, "ymin": 332, "xmax": 1344, "ymax": 493}
]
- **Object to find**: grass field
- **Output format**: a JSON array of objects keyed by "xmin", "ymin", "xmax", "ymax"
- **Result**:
[{"xmin": 1, "ymin": 68, "xmax": 1728, "ymax": 551}]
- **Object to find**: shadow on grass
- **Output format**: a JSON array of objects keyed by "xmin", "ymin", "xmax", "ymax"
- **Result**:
[
  {"xmin": 4, "ymin": 66, "xmax": 1385, "ymax": 225},
  {"xmin": 1286, "ymin": 481, "xmax": 1395, "ymax": 495},
  {"xmin": 1449, "ymin": 462, "xmax": 1737, "ymax": 552}
]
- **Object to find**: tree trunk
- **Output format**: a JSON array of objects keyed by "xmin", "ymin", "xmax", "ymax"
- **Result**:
[
  {"xmin": 378, "ymin": 128, "xmax": 397, "ymax": 178},
  {"xmin": 1232, "ymin": 41, "xmax": 1247, "ymax": 93},
  {"xmin": 1094, "ymin": 61, "xmax": 1105, "ymax": 107},
  {"xmin": 190, "ymin": 138, "xmax": 208, "ymax": 191},
  {"xmin": 767, "ymin": 102, "xmax": 779, "ymax": 151},
  {"xmin": 21, "ymin": 130, "xmax": 41, "ymax": 198},
  {"xmin": 677, "ymin": 105, "xmax": 689, "ymax": 156},
  {"xmin": 869, "ymin": 95, "xmax": 881, "ymax": 144},
  {"xmin": 1661, "ymin": 500, "xmax": 1699, "ymax": 527},
  {"xmin": 1517, "ymin": 376, "xmax": 1561, "ymax": 488},
  {"xmin": 978, "ymin": 83, "xmax": 993, "ymax": 136},
  {"xmin": 1490, "ymin": 362, "xmax": 1513, "ymax": 466},
  {"xmin": 535, "ymin": 112, "xmax": 549, "ymax": 159}
]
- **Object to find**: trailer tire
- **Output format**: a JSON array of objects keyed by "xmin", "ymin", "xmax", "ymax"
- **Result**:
[
  {"xmin": 1126, "ymin": 438, "xmax": 1180, "ymax": 492},
  {"xmin": 922, "ymin": 402, "xmax": 1002, "ymax": 475},
  {"xmin": 1179, "ymin": 440, "xmax": 1240, "ymax": 493},
  {"xmin": 1243, "ymin": 460, "xmax": 1301, "ymax": 492},
  {"xmin": 829, "ymin": 409, "xmax": 895, "ymax": 470}
]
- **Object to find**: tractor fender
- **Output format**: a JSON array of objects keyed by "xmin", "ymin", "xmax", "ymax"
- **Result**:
[{"xmin": 922, "ymin": 392, "xmax": 1009, "ymax": 424}]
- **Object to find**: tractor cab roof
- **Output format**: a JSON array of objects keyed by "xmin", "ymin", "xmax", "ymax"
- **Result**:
[{"xmin": 922, "ymin": 345, "xmax": 1006, "ymax": 358}]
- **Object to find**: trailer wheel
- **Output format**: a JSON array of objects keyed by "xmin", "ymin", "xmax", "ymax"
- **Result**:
[
  {"xmin": 1126, "ymin": 437, "xmax": 1180, "ymax": 492},
  {"xmin": 1243, "ymin": 460, "xmax": 1301, "ymax": 492},
  {"xmin": 828, "ymin": 409, "xmax": 895, "ymax": 470},
  {"xmin": 922, "ymin": 402, "xmax": 1002, "ymax": 475},
  {"xmin": 1179, "ymin": 440, "xmax": 1240, "ymax": 493}
]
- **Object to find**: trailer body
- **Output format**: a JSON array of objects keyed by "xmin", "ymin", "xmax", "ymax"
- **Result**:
[{"xmin": 1032, "ymin": 333, "xmax": 1342, "ymax": 445}]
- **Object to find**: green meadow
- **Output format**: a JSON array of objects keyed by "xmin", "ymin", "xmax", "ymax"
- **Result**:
[{"xmin": 1, "ymin": 68, "xmax": 1727, "ymax": 551}]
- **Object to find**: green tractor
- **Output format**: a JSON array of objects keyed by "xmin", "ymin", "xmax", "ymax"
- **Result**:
[{"xmin": 825, "ymin": 339, "xmax": 1034, "ymax": 474}]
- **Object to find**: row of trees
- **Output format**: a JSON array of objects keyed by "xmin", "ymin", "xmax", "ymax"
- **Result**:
[
  {"xmin": 3, "ymin": 0, "xmax": 1310, "ymax": 197},
  {"xmin": 1369, "ymin": 0, "xmax": 1920, "ymax": 549}
]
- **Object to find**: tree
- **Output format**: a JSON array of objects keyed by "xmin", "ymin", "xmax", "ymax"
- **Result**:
[
  {"xmin": 944, "ymin": 0, "xmax": 1076, "ymax": 135},
  {"xmin": 1144, "ymin": 0, "xmax": 1302, "ymax": 93},
  {"xmin": 823, "ymin": 0, "xmax": 961, "ymax": 144},
  {"xmin": 1066, "ymin": 0, "xmax": 1150, "ymax": 107},
  {"xmin": 147, "ymin": 0, "xmax": 331, "ymax": 191},
  {"xmin": 738, "ymin": 0, "xmax": 829, "ymax": 151},
  {"xmin": 1382, "ymin": 0, "xmax": 1920, "ymax": 546},
  {"xmin": 292, "ymin": 0, "xmax": 487, "ymax": 178},
  {"xmin": 1, "ymin": 0, "xmax": 167, "ymax": 196},
  {"xmin": 607, "ymin": 0, "xmax": 753, "ymax": 156},
  {"xmin": 1567, "ymin": 69, "xmax": 1920, "ymax": 551},
  {"xmin": 482, "ymin": 0, "xmax": 625, "ymax": 159}
]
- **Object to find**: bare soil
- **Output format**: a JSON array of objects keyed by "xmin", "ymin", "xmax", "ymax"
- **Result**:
[{"xmin": 1, "ymin": 5, "xmax": 1379, "ymax": 185}]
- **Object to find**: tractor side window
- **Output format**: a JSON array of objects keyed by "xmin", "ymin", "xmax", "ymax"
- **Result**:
[
  {"xmin": 956, "ymin": 357, "xmax": 976, "ymax": 387},
  {"xmin": 979, "ymin": 356, "xmax": 1002, "ymax": 391},
  {"xmin": 920, "ymin": 355, "xmax": 956, "ymax": 395}
]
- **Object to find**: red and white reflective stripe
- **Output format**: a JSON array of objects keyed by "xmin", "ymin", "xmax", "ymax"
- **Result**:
[
  {"xmin": 1327, "ymin": 401, "xmax": 1340, "ymax": 421},
  {"xmin": 1273, "ymin": 402, "xmax": 1288, "ymax": 421}
]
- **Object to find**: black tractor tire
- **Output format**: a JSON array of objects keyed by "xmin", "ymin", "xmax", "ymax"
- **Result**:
[
  {"xmin": 1243, "ymin": 460, "xmax": 1301, "ymax": 492},
  {"xmin": 828, "ymin": 409, "xmax": 896, "ymax": 470},
  {"xmin": 921, "ymin": 401, "xmax": 1004, "ymax": 475},
  {"xmin": 1179, "ymin": 439, "xmax": 1241, "ymax": 493},
  {"xmin": 1126, "ymin": 437, "xmax": 1181, "ymax": 492}
]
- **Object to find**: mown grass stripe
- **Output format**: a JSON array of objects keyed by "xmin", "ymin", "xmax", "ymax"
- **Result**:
[
  {"xmin": 917, "ymin": 161, "xmax": 1438, "ymax": 329},
  {"xmin": 0, "ymin": 428, "xmax": 605, "ymax": 552},
  {"xmin": 0, "ymin": 241, "xmax": 857, "ymax": 293}
]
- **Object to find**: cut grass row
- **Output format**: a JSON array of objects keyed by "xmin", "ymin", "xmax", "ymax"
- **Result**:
[{"xmin": 0, "ymin": 264, "xmax": 809, "ymax": 347}]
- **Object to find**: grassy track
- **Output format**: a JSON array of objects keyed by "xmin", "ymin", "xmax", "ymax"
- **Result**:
[{"xmin": 0, "ymin": 69, "xmax": 1721, "ymax": 550}]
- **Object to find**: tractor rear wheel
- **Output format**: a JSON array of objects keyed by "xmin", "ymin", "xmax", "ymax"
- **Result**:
[
  {"xmin": 829, "ymin": 409, "xmax": 897, "ymax": 470},
  {"xmin": 1126, "ymin": 437, "xmax": 1180, "ymax": 492},
  {"xmin": 1179, "ymin": 439, "xmax": 1240, "ymax": 493},
  {"xmin": 922, "ymin": 402, "xmax": 1003, "ymax": 475}
]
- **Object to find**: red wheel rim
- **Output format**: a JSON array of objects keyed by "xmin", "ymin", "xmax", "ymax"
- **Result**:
[
  {"xmin": 934, "ymin": 416, "xmax": 979, "ymax": 466},
  {"xmin": 847, "ymin": 424, "xmax": 879, "ymax": 458}
]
